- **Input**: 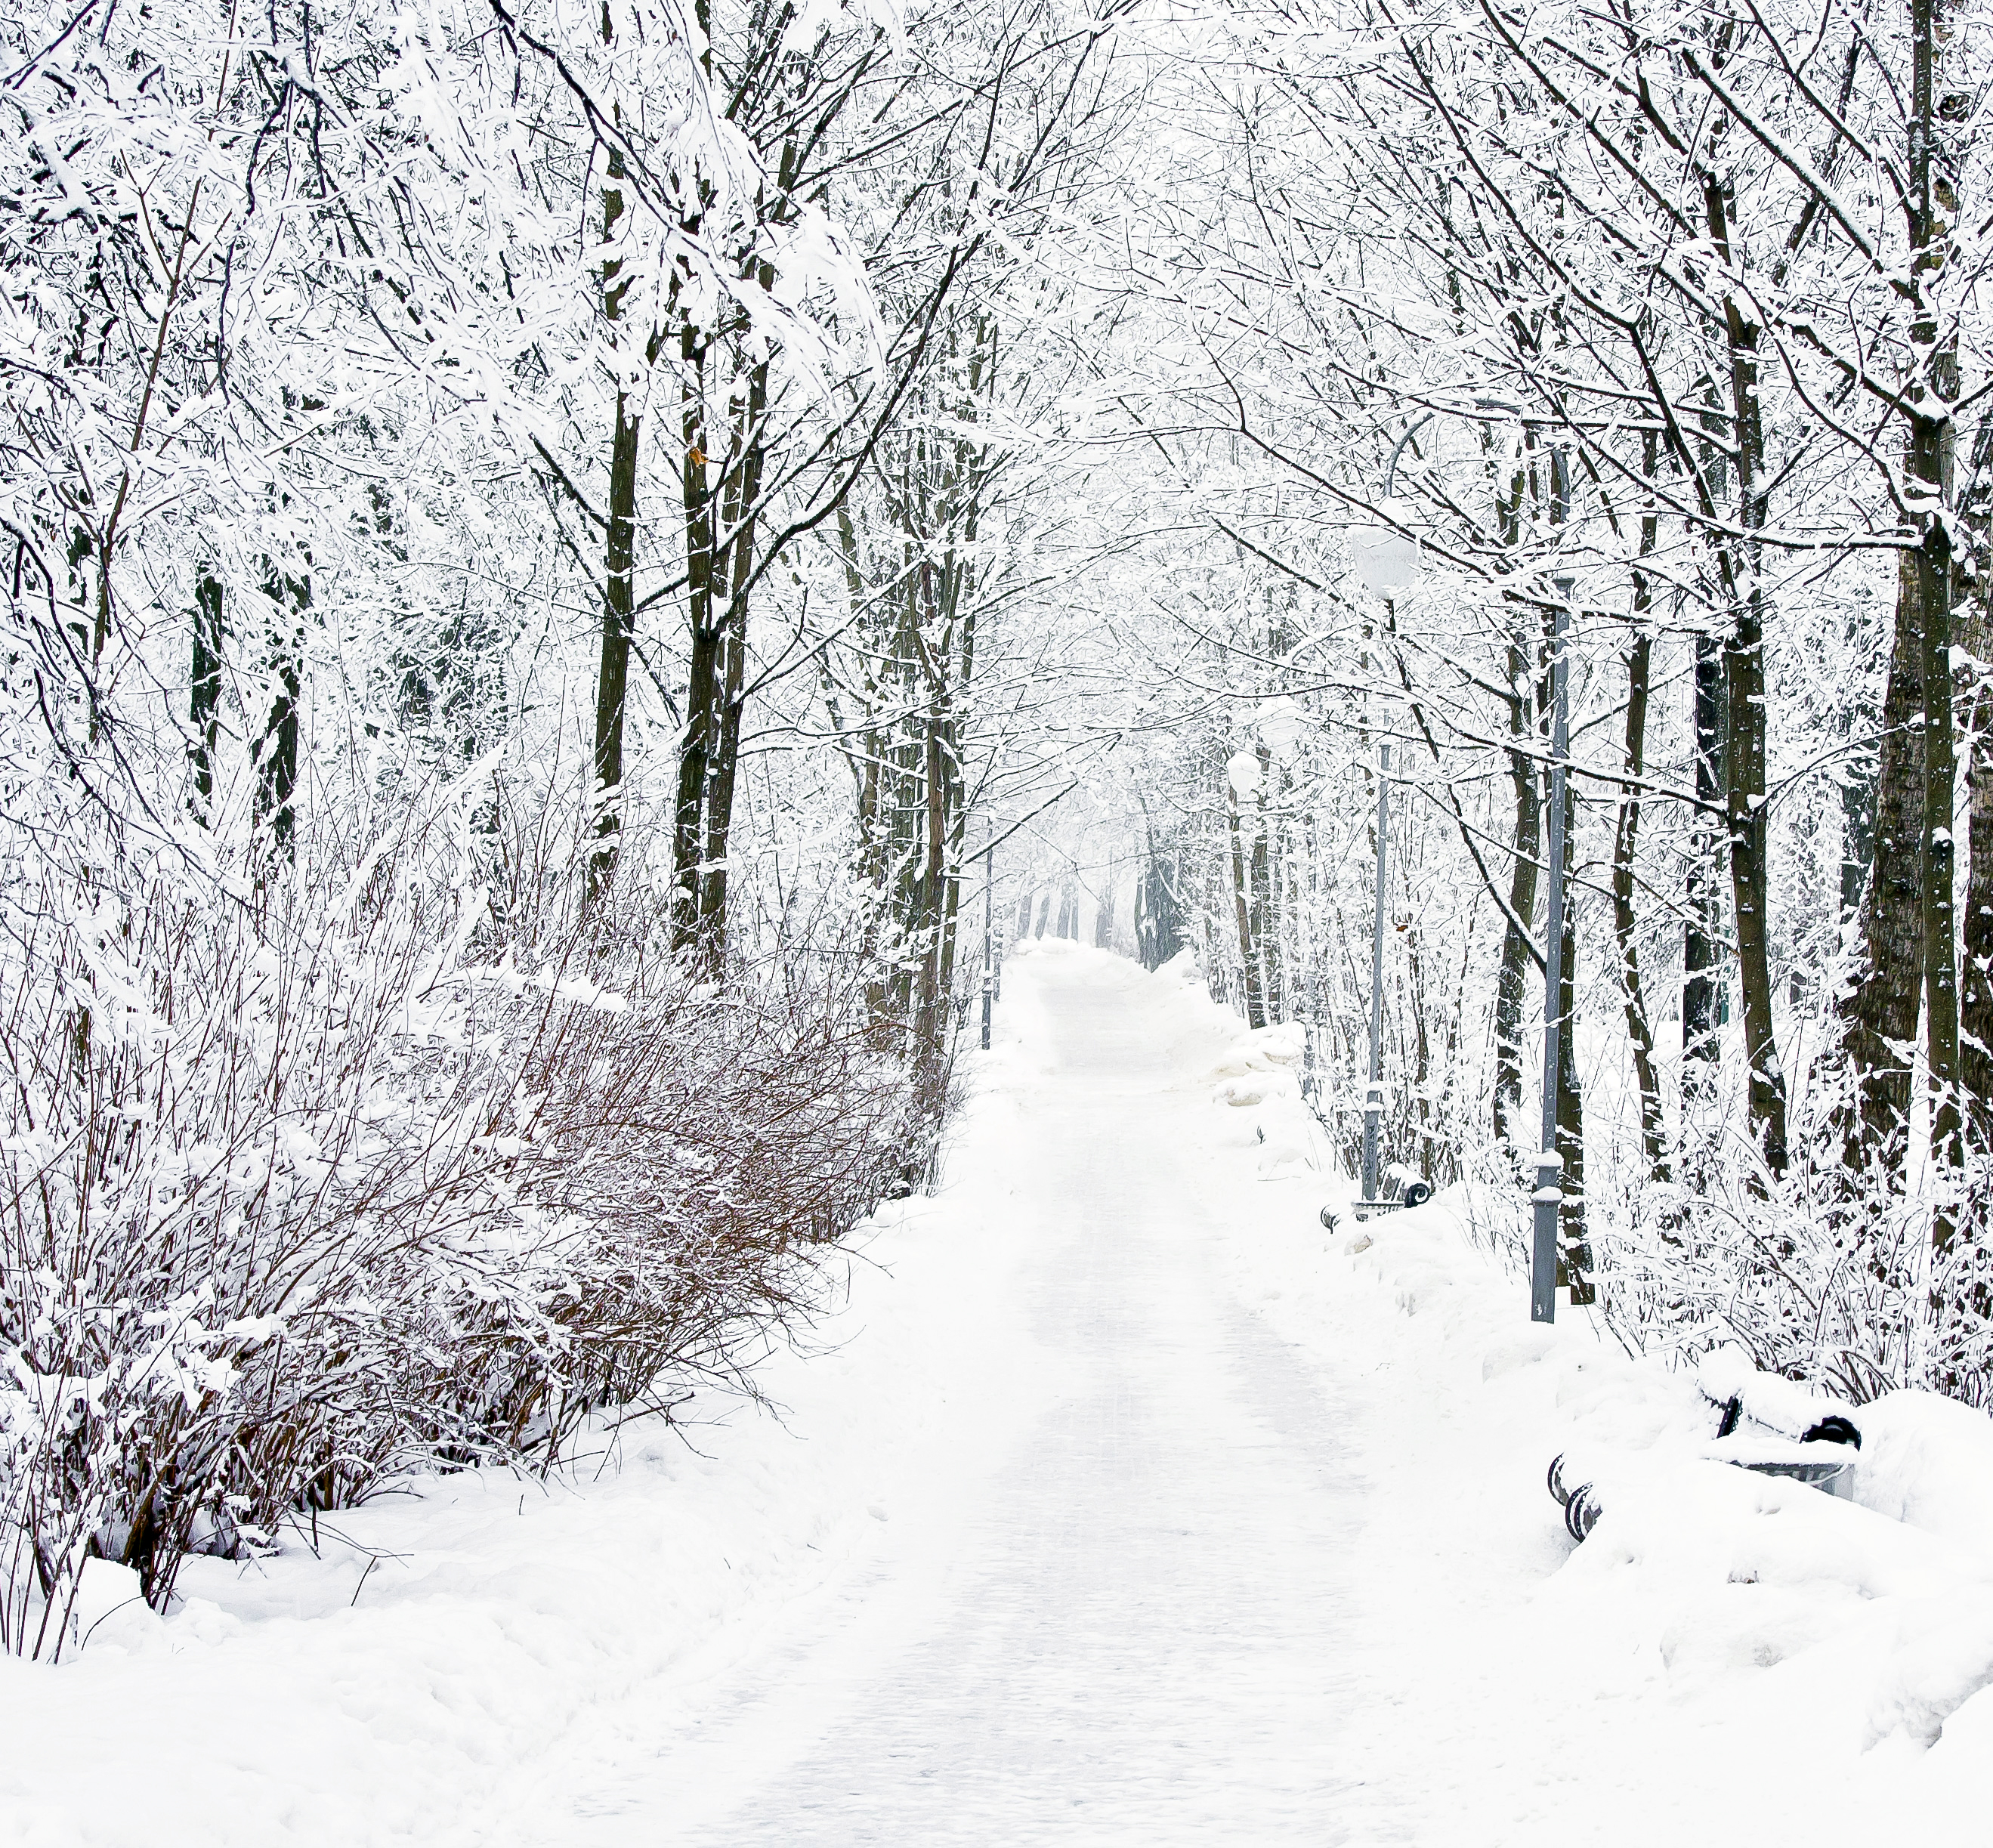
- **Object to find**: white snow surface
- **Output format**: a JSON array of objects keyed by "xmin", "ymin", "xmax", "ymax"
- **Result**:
[{"xmin": 5, "ymin": 942, "xmax": 1991, "ymax": 1844}]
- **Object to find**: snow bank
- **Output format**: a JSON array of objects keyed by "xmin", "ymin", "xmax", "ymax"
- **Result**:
[
  {"xmin": 0, "ymin": 1034, "xmax": 1051, "ymax": 1846},
  {"xmin": 1855, "ymin": 1389, "xmax": 1993, "ymax": 1548},
  {"xmin": 1304, "ymin": 1180, "xmax": 1993, "ymax": 1782},
  {"xmin": 1144, "ymin": 949, "xmax": 1993, "ymax": 1834},
  {"xmin": 12, "ymin": 940, "xmax": 1993, "ymax": 1846}
]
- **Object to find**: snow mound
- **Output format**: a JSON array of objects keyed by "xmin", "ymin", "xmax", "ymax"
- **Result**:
[
  {"xmin": 1324, "ymin": 1193, "xmax": 1993, "ymax": 1760},
  {"xmin": 69, "ymin": 1559, "xmax": 167, "ymax": 1658},
  {"xmin": 1562, "ymin": 1451, "xmax": 1993, "ymax": 1751},
  {"xmin": 1203, "ymin": 1032, "xmax": 1304, "ymax": 1080},
  {"xmin": 1211, "ymin": 1072, "xmax": 1293, "ymax": 1108},
  {"xmin": 1855, "ymin": 1391, "xmax": 1993, "ymax": 1550}
]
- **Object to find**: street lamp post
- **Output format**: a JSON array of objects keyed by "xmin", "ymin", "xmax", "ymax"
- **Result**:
[
  {"xmin": 1532, "ymin": 450, "xmax": 1574, "ymax": 1324},
  {"xmin": 1531, "ymin": 597, "xmax": 1569, "ymax": 1323},
  {"xmin": 981, "ymin": 842, "xmax": 994, "ymax": 1051},
  {"xmin": 1351, "ymin": 447, "xmax": 1426, "ymax": 1209},
  {"xmin": 1361, "ymin": 741, "xmax": 1391, "ymax": 1205}
]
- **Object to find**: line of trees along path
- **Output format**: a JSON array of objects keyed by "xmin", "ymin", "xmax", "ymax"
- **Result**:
[{"xmin": 4, "ymin": 0, "xmax": 1991, "ymax": 1656}]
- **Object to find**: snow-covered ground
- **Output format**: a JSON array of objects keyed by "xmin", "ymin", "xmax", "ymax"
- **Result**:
[{"xmin": 5, "ymin": 942, "xmax": 1990, "ymax": 1845}]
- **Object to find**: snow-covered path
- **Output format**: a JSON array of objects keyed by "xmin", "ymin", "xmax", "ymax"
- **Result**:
[
  {"xmin": 7, "ymin": 943, "xmax": 1988, "ymax": 1848},
  {"xmin": 644, "ymin": 962, "xmax": 1373, "ymax": 1846},
  {"xmin": 552, "ymin": 945, "xmax": 1986, "ymax": 1848}
]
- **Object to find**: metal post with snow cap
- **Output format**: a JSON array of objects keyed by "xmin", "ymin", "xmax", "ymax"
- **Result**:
[
  {"xmin": 1531, "ymin": 592, "xmax": 1567, "ymax": 1323},
  {"xmin": 1362, "ymin": 740, "xmax": 1390, "ymax": 1205},
  {"xmin": 1349, "ymin": 461, "xmax": 1425, "ymax": 1216},
  {"xmin": 981, "ymin": 841, "xmax": 994, "ymax": 1051},
  {"xmin": 1531, "ymin": 459, "xmax": 1574, "ymax": 1322}
]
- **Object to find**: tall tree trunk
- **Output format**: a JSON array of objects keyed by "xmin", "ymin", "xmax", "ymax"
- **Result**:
[
  {"xmin": 588, "ymin": 107, "xmax": 641, "ymax": 916},
  {"xmin": 190, "ymin": 571, "xmax": 222, "ymax": 821},
  {"xmin": 1725, "ymin": 580, "xmax": 1786, "ymax": 1174},
  {"xmin": 1844, "ymin": 554, "xmax": 1927, "ymax": 1170},
  {"xmin": 255, "ymin": 561, "xmax": 306, "ymax": 858},
  {"xmin": 1960, "ymin": 584, "xmax": 1993, "ymax": 1147},
  {"xmin": 589, "ymin": 386, "xmax": 639, "ymax": 912},
  {"xmin": 1682, "ymin": 632, "xmax": 1725, "ymax": 1092},
  {"xmin": 1493, "ymin": 623, "xmax": 1540, "ymax": 1151},
  {"xmin": 1841, "ymin": 0, "xmax": 1970, "ymax": 1187},
  {"xmin": 1228, "ymin": 786, "xmax": 1266, "ymax": 1030},
  {"xmin": 1707, "ymin": 173, "xmax": 1788, "ymax": 1173},
  {"xmin": 1250, "ymin": 742, "xmax": 1276, "ymax": 1021},
  {"xmin": 672, "ymin": 325, "xmax": 721, "ymax": 966},
  {"xmin": 1911, "ymin": 0, "xmax": 1964, "ymax": 1253},
  {"xmin": 691, "ymin": 361, "xmax": 771, "ymax": 969},
  {"xmin": 1554, "ymin": 770, "xmax": 1590, "ymax": 1296},
  {"xmin": 1919, "ymin": 456, "xmax": 1962, "ymax": 1202},
  {"xmin": 1613, "ymin": 628, "xmax": 1668, "ymax": 1180},
  {"xmin": 913, "ymin": 693, "xmax": 948, "ymax": 1056}
]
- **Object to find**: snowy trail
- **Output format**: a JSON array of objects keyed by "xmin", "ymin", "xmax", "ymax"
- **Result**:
[
  {"xmin": 8, "ymin": 943, "xmax": 1988, "ymax": 1848},
  {"xmin": 541, "ymin": 946, "xmax": 1984, "ymax": 1848},
  {"xmin": 623, "ymin": 964, "xmax": 1374, "ymax": 1846}
]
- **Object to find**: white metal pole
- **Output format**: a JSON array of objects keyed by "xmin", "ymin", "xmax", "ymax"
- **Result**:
[
  {"xmin": 1362, "ymin": 740, "xmax": 1391, "ymax": 1204},
  {"xmin": 1533, "ymin": 449, "xmax": 1574, "ymax": 1323},
  {"xmin": 981, "ymin": 843, "xmax": 993, "ymax": 1050}
]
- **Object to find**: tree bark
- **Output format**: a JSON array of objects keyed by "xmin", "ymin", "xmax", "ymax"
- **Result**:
[
  {"xmin": 1920, "ymin": 471, "xmax": 1962, "ymax": 1198},
  {"xmin": 1228, "ymin": 785, "xmax": 1267, "ymax": 1030},
  {"xmin": 1725, "ymin": 578, "xmax": 1787, "ymax": 1174},
  {"xmin": 1911, "ymin": 0, "xmax": 1964, "ymax": 1247},
  {"xmin": 1707, "ymin": 172, "xmax": 1788, "ymax": 1173},
  {"xmin": 691, "ymin": 360, "xmax": 770, "ymax": 968},
  {"xmin": 1612, "ymin": 628, "xmax": 1668, "ymax": 1181},
  {"xmin": 1961, "ymin": 594, "xmax": 1993, "ymax": 1144},
  {"xmin": 586, "ymin": 89, "xmax": 641, "ymax": 916},
  {"xmin": 672, "ymin": 319, "xmax": 718, "ymax": 959},
  {"xmin": 589, "ymin": 384, "xmax": 640, "ymax": 913},
  {"xmin": 1493, "ymin": 621, "xmax": 1540, "ymax": 1152},
  {"xmin": 190, "ymin": 571, "xmax": 222, "ymax": 821},
  {"xmin": 1554, "ymin": 770, "xmax": 1590, "ymax": 1296},
  {"xmin": 1845, "ymin": 553, "xmax": 1928, "ymax": 1170},
  {"xmin": 255, "ymin": 561, "xmax": 306, "ymax": 858},
  {"xmin": 1682, "ymin": 632, "xmax": 1725, "ymax": 1093},
  {"xmin": 1250, "ymin": 742, "xmax": 1277, "ymax": 1021}
]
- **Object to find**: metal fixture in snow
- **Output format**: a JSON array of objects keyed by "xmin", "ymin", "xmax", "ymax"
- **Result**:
[
  {"xmin": 1550, "ymin": 1446, "xmax": 1855, "ymax": 1544},
  {"xmin": 1546, "ymin": 1455, "xmax": 1604, "ymax": 1541},
  {"xmin": 1547, "ymin": 1404, "xmax": 1863, "ymax": 1543},
  {"xmin": 1322, "ymin": 1163, "xmax": 1434, "ymax": 1229},
  {"xmin": 1352, "ymin": 518, "xmax": 1422, "ymax": 601}
]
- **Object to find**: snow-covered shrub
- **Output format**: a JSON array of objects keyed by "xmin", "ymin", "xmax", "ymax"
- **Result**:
[
  {"xmin": 382, "ymin": 928, "xmax": 919, "ymax": 1472},
  {"xmin": 0, "ymin": 807, "xmax": 920, "ymax": 1659},
  {"xmin": 1568, "ymin": 1039, "xmax": 1993, "ymax": 1407}
]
